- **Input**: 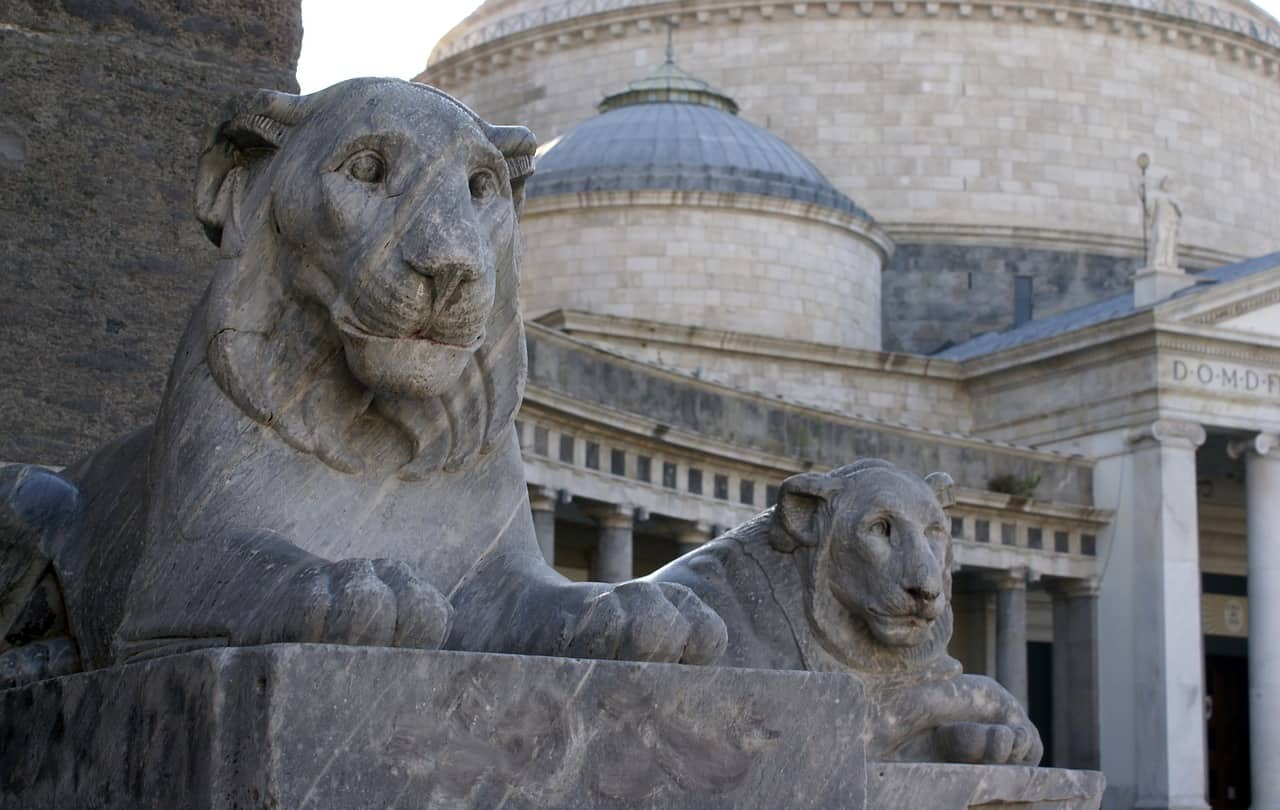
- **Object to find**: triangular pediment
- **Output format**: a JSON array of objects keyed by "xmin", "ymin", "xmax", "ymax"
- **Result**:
[{"xmin": 1158, "ymin": 260, "xmax": 1280, "ymax": 340}]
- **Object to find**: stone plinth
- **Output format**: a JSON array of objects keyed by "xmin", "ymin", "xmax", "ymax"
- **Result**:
[
  {"xmin": 0, "ymin": 646, "xmax": 868, "ymax": 809},
  {"xmin": 869, "ymin": 762, "xmax": 1104, "ymax": 809}
]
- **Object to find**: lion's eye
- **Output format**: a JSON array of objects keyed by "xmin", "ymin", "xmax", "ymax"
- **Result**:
[
  {"xmin": 345, "ymin": 152, "xmax": 385, "ymax": 184},
  {"xmin": 469, "ymin": 168, "xmax": 499, "ymax": 202},
  {"xmin": 869, "ymin": 519, "xmax": 891, "ymax": 538}
]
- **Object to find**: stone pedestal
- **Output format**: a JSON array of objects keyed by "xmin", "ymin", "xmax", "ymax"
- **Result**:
[
  {"xmin": 1132, "ymin": 265, "xmax": 1195, "ymax": 308},
  {"xmin": 0, "ymin": 646, "xmax": 868, "ymax": 810},
  {"xmin": 1229, "ymin": 433, "xmax": 1280, "ymax": 810},
  {"xmin": 0, "ymin": 646, "xmax": 1107, "ymax": 809},
  {"xmin": 994, "ymin": 570, "xmax": 1029, "ymax": 709},
  {"xmin": 868, "ymin": 762, "xmax": 1104, "ymax": 809}
]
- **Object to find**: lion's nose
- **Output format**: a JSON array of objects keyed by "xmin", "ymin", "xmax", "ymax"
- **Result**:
[
  {"xmin": 905, "ymin": 584, "xmax": 941, "ymax": 604},
  {"xmin": 404, "ymin": 247, "xmax": 483, "ymax": 284},
  {"xmin": 401, "ymin": 211, "xmax": 486, "ymax": 286}
]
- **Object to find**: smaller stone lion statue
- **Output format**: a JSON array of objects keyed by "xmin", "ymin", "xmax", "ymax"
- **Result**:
[{"xmin": 649, "ymin": 459, "xmax": 1043, "ymax": 765}]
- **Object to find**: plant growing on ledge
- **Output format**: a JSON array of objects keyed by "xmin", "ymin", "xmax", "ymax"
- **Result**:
[{"xmin": 987, "ymin": 473, "xmax": 1041, "ymax": 499}]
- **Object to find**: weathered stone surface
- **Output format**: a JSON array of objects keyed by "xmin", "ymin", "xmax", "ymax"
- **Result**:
[
  {"xmin": 524, "ymin": 325, "xmax": 1094, "ymax": 504},
  {"xmin": 0, "ymin": 646, "xmax": 868, "ymax": 810},
  {"xmin": 881, "ymin": 243, "xmax": 1141, "ymax": 355},
  {"xmin": 651, "ymin": 460, "xmax": 1042, "ymax": 765},
  {"xmin": 0, "ymin": 0, "xmax": 302, "ymax": 465},
  {"xmin": 868, "ymin": 762, "xmax": 1104, "ymax": 809},
  {"xmin": 0, "ymin": 79, "xmax": 726, "ymax": 685}
]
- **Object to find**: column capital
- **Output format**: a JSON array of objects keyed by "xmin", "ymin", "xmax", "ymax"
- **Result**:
[
  {"xmin": 585, "ymin": 502, "xmax": 635, "ymax": 529},
  {"xmin": 1047, "ymin": 577, "xmax": 1100, "ymax": 599},
  {"xmin": 675, "ymin": 520, "xmax": 713, "ymax": 548},
  {"xmin": 1227, "ymin": 432, "xmax": 1280, "ymax": 460},
  {"xmin": 527, "ymin": 484, "xmax": 558, "ymax": 513},
  {"xmin": 984, "ymin": 567, "xmax": 1030, "ymax": 591},
  {"xmin": 1126, "ymin": 419, "xmax": 1206, "ymax": 451}
]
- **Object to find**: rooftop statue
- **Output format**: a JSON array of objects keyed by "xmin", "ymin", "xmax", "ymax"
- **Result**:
[
  {"xmin": 650, "ymin": 460, "xmax": 1044, "ymax": 765},
  {"xmin": 0, "ymin": 78, "xmax": 727, "ymax": 687},
  {"xmin": 1141, "ymin": 169, "xmax": 1182, "ymax": 271}
]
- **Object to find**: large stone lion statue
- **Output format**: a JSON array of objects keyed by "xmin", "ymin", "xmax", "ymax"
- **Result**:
[
  {"xmin": 0, "ymin": 78, "xmax": 725, "ymax": 687},
  {"xmin": 648, "ymin": 459, "xmax": 1043, "ymax": 765}
]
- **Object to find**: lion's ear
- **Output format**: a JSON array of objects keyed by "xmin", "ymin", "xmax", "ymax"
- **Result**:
[
  {"xmin": 925, "ymin": 472, "xmax": 956, "ymax": 509},
  {"xmin": 485, "ymin": 124, "xmax": 538, "ymax": 217},
  {"xmin": 195, "ymin": 89, "xmax": 306, "ymax": 248},
  {"xmin": 771, "ymin": 472, "xmax": 841, "ymax": 553}
]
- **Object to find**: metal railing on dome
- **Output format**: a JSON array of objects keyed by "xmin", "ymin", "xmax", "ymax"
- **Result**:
[
  {"xmin": 427, "ymin": 0, "xmax": 1280, "ymax": 63},
  {"xmin": 1115, "ymin": 0, "xmax": 1280, "ymax": 47}
]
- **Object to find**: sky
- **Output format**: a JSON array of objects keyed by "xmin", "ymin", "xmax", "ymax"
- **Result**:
[
  {"xmin": 297, "ymin": 0, "xmax": 485, "ymax": 93},
  {"xmin": 297, "ymin": 0, "xmax": 1280, "ymax": 93}
]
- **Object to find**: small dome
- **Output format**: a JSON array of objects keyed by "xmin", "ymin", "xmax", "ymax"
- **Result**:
[{"xmin": 528, "ymin": 62, "xmax": 870, "ymax": 221}]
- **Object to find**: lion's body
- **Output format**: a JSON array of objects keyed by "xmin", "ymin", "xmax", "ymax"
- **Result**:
[
  {"xmin": 1, "ymin": 78, "xmax": 726, "ymax": 685},
  {"xmin": 650, "ymin": 462, "xmax": 1043, "ymax": 765}
]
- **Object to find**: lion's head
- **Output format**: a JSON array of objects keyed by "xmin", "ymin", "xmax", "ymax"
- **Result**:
[
  {"xmin": 769, "ymin": 460, "xmax": 956, "ymax": 672},
  {"xmin": 189, "ymin": 79, "xmax": 537, "ymax": 477}
]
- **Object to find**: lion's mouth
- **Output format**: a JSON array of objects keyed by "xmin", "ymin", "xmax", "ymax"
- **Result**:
[
  {"xmin": 338, "ymin": 317, "xmax": 484, "ymax": 352},
  {"xmin": 867, "ymin": 607, "xmax": 937, "ymax": 626}
]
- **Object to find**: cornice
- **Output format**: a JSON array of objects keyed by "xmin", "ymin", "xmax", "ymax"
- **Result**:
[
  {"xmin": 536, "ymin": 309, "xmax": 963, "ymax": 379},
  {"xmin": 1154, "ymin": 325, "xmax": 1280, "ymax": 361},
  {"xmin": 885, "ymin": 222, "xmax": 1241, "ymax": 270},
  {"xmin": 1185, "ymin": 286, "xmax": 1280, "ymax": 325},
  {"xmin": 424, "ymin": 0, "xmax": 1280, "ymax": 84},
  {"xmin": 525, "ymin": 321, "xmax": 1092, "ymax": 464},
  {"xmin": 521, "ymin": 384, "xmax": 1107, "ymax": 521},
  {"xmin": 524, "ymin": 189, "xmax": 896, "ymax": 261}
]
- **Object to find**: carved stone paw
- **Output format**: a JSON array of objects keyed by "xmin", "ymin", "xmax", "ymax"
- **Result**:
[
  {"xmin": 933, "ymin": 720, "xmax": 1043, "ymax": 765},
  {"xmin": 561, "ymin": 581, "xmax": 728, "ymax": 665},
  {"xmin": 249, "ymin": 558, "xmax": 453, "ymax": 650}
]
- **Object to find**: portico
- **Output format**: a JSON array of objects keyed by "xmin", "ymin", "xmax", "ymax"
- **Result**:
[{"xmin": 946, "ymin": 256, "xmax": 1280, "ymax": 808}]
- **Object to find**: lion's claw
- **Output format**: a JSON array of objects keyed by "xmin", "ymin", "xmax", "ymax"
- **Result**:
[
  {"xmin": 934, "ymin": 721, "xmax": 1043, "ymax": 765},
  {"xmin": 561, "ymin": 581, "xmax": 727, "ymax": 665},
  {"xmin": 253, "ymin": 557, "xmax": 452, "ymax": 650}
]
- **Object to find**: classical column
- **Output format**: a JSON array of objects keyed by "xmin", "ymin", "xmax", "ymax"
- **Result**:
[
  {"xmin": 1126, "ymin": 419, "xmax": 1209, "ymax": 810},
  {"xmin": 675, "ymin": 521, "xmax": 712, "ymax": 558},
  {"xmin": 527, "ymin": 485, "xmax": 558, "ymax": 566},
  {"xmin": 1050, "ymin": 579, "xmax": 1100, "ymax": 770},
  {"xmin": 591, "ymin": 504, "xmax": 634, "ymax": 583},
  {"xmin": 992, "ymin": 569, "xmax": 1029, "ymax": 709},
  {"xmin": 1227, "ymin": 433, "xmax": 1280, "ymax": 810}
]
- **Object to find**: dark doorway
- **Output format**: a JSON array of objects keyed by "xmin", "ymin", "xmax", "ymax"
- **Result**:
[
  {"xmin": 1028, "ymin": 641, "xmax": 1054, "ymax": 767},
  {"xmin": 1206, "ymin": 649, "xmax": 1250, "ymax": 810}
]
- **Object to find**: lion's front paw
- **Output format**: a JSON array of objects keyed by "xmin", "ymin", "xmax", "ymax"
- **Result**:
[
  {"xmin": 560, "ymin": 581, "xmax": 727, "ymax": 665},
  {"xmin": 255, "ymin": 558, "xmax": 453, "ymax": 650},
  {"xmin": 933, "ymin": 721, "xmax": 1043, "ymax": 765}
]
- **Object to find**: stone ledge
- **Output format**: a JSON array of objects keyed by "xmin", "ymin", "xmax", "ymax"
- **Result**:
[
  {"xmin": 0, "ymin": 645, "xmax": 1104, "ymax": 809},
  {"xmin": 0, "ymin": 645, "xmax": 868, "ymax": 810},
  {"xmin": 870, "ymin": 762, "xmax": 1104, "ymax": 809}
]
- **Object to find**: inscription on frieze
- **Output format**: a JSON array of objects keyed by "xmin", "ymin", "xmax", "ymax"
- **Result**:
[{"xmin": 1168, "ymin": 358, "xmax": 1280, "ymax": 396}]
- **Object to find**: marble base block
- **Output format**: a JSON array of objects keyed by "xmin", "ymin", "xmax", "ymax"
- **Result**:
[
  {"xmin": 870, "ymin": 762, "xmax": 1105, "ymax": 809},
  {"xmin": 0, "ymin": 645, "xmax": 868, "ymax": 809}
]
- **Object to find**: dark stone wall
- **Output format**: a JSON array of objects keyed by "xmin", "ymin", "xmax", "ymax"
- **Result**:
[
  {"xmin": 526, "ymin": 326, "xmax": 1094, "ymax": 506},
  {"xmin": 0, "ymin": 0, "xmax": 301, "ymax": 464},
  {"xmin": 882, "ymin": 243, "xmax": 1145, "ymax": 355}
]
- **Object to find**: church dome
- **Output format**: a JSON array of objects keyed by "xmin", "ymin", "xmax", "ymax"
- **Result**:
[
  {"xmin": 514, "ymin": 59, "xmax": 891, "ymax": 352},
  {"xmin": 528, "ymin": 61, "xmax": 870, "ymax": 222}
]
